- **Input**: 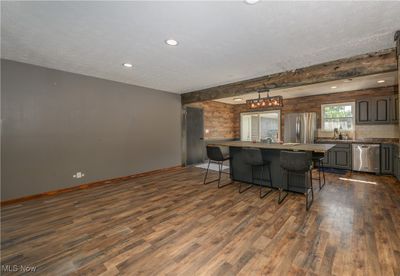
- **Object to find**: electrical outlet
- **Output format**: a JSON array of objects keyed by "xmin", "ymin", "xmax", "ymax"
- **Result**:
[{"xmin": 73, "ymin": 172, "xmax": 85, "ymax": 178}]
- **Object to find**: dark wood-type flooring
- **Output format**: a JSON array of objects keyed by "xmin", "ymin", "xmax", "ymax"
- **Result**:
[{"xmin": 1, "ymin": 167, "xmax": 400, "ymax": 275}]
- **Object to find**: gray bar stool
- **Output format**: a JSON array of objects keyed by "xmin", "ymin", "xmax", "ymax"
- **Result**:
[
  {"xmin": 279, "ymin": 151, "xmax": 314, "ymax": 211},
  {"xmin": 312, "ymin": 153, "xmax": 326, "ymax": 190},
  {"xmin": 240, "ymin": 147, "xmax": 273, "ymax": 198},
  {"xmin": 203, "ymin": 145, "xmax": 233, "ymax": 188}
]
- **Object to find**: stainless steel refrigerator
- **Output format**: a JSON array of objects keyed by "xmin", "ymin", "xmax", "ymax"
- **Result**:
[{"xmin": 284, "ymin": 112, "xmax": 317, "ymax": 144}]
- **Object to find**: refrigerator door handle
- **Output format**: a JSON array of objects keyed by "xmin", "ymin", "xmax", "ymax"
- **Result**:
[{"xmin": 296, "ymin": 117, "xmax": 301, "ymax": 143}]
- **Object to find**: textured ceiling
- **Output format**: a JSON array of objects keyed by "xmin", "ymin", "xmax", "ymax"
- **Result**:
[
  {"xmin": 2, "ymin": 1, "xmax": 400, "ymax": 94},
  {"xmin": 215, "ymin": 72, "xmax": 398, "ymax": 104}
]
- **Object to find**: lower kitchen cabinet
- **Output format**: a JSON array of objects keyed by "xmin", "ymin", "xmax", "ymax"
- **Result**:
[
  {"xmin": 393, "ymin": 145, "xmax": 400, "ymax": 180},
  {"xmin": 319, "ymin": 143, "xmax": 352, "ymax": 170},
  {"xmin": 396, "ymin": 159, "xmax": 400, "ymax": 181},
  {"xmin": 381, "ymin": 144, "xmax": 393, "ymax": 174},
  {"xmin": 318, "ymin": 142, "xmax": 400, "ymax": 176},
  {"xmin": 331, "ymin": 146, "xmax": 352, "ymax": 169},
  {"xmin": 322, "ymin": 150, "xmax": 331, "ymax": 167}
]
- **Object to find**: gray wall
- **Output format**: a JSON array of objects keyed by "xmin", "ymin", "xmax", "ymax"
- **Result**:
[{"xmin": 1, "ymin": 59, "xmax": 182, "ymax": 200}]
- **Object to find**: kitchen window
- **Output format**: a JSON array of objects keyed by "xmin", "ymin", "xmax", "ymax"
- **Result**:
[
  {"xmin": 240, "ymin": 110, "xmax": 281, "ymax": 142},
  {"xmin": 321, "ymin": 102, "xmax": 355, "ymax": 130}
]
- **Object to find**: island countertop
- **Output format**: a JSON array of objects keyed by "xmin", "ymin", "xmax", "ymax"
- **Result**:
[{"xmin": 209, "ymin": 141, "xmax": 335, "ymax": 153}]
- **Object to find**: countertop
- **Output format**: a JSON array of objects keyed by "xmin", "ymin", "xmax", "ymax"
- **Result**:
[
  {"xmin": 315, "ymin": 138, "xmax": 399, "ymax": 145},
  {"xmin": 210, "ymin": 141, "xmax": 335, "ymax": 153}
]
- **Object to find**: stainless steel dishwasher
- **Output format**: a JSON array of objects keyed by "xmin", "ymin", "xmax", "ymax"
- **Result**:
[{"xmin": 352, "ymin": 144, "xmax": 380, "ymax": 173}]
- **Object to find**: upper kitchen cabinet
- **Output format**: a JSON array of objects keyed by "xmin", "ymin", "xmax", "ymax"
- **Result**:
[
  {"xmin": 391, "ymin": 95, "xmax": 399, "ymax": 123},
  {"xmin": 372, "ymin": 96, "xmax": 391, "ymax": 123},
  {"xmin": 356, "ymin": 95, "xmax": 398, "ymax": 125},
  {"xmin": 356, "ymin": 99, "xmax": 371, "ymax": 124}
]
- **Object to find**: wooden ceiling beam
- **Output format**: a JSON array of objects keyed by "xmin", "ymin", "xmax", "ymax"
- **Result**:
[
  {"xmin": 395, "ymin": 31, "xmax": 400, "ymax": 54},
  {"xmin": 395, "ymin": 31, "xmax": 399, "ymax": 156},
  {"xmin": 181, "ymin": 48, "xmax": 398, "ymax": 104}
]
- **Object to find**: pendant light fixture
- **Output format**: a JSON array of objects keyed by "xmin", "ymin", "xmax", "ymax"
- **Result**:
[{"xmin": 246, "ymin": 84, "xmax": 283, "ymax": 109}]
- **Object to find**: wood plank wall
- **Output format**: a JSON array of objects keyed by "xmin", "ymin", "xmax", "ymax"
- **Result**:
[{"xmin": 186, "ymin": 101, "xmax": 237, "ymax": 139}]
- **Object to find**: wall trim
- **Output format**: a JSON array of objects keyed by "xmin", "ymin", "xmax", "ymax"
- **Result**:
[{"xmin": 1, "ymin": 165, "xmax": 184, "ymax": 206}]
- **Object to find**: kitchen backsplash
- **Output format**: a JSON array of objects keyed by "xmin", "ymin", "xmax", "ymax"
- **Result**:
[
  {"xmin": 317, "ymin": 129, "xmax": 354, "ymax": 139},
  {"xmin": 317, "ymin": 124, "xmax": 399, "ymax": 140},
  {"xmin": 355, "ymin": 124, "xmax": 399, "ymax": 139}
]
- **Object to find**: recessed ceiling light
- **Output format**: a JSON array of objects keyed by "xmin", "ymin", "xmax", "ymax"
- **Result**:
[
  {"xmin": 165, "ymin": 39, "xmax": 178, "ymax": 46},
  {"xmin": 331, "ymin": 86, "xmax": 337, "ymax": 89},
  {"xmin": 233, "ymin": 98, "xmax": 243, "ymax": 102},
  {"xmin": 377, "ymin": 80, "xmax": 385, "ymax": 83},
  {"xmin": 123, "ymin": 63, "xmax": 133, "ymax": 68},
  {"xmin": 244, "ymin": 0, "xmax": 260, "ymax": 4}
]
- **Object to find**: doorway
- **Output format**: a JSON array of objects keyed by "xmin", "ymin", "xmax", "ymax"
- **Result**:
[{"xmin": 186, "ymin": 107, "xmax": 204, "ymax": 165}]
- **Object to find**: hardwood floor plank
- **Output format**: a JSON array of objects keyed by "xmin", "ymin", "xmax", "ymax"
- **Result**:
[{"xmin": 1, "ymin": 167, "xmax": 399, "ymax": 275}]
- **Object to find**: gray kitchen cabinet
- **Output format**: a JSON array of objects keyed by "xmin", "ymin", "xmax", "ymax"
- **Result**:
[
  {"xmin": 331, "ymin": 148, "xmax": 351, "ymax": 169},
  {"xmin": 393, "ymin": 145, "xmax": 400, "ymax": 180},
  {"xmin": 395, "ymin": 158, "xmax": 400, "ymax": 181},
  {"xmin": 371, "ymin": 96, "xmax": 391, "ymax": 124},
  {"xmin": 381, "ymin": 144, "xmax": 393, "ymax": 174},
  {"xmin": 391, "ymin": 95, "xmax": 399, "ymax": 123},
  {"xmin": 318, "ymin": 142, "xmax": 399, "ymax": 175},
  {"xmin": 330, "ymin": 144, "xmax": 352, "ymax": 170},
  {"xmin": 356, "ymin": 99, "xmax": 371, "ymax": 124},
  {"xmin": 356, "ymin": 95, "xmax": 398, "ymax": 125},
  {"xmin": 322, "ymin": 150, "xmax": 332, "ymax": 167},
  {"xmin": 317, "ymin": 143, "xmax": 352, "ymax": 170}
]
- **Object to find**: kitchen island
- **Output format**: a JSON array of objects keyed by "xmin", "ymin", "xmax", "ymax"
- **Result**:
[{"xmin": 210, "ymin": 141, "xmax": 335, "ymax": 193}]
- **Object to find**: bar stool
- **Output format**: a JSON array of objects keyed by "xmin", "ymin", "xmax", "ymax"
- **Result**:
[
  {"xmin": 278, "ymin": 151, "xmax": 314, "ymax": 211},
  {"xmin": 203, "ymin": 145, "xmax": 233, "ymax": 188},
  {"xmin": 240, "ymin": 148, "xmax": 273, "ymax": 198},
  {"xmin": 312, "ymin": 153, "xmax": 326, "ymax": 190}
]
